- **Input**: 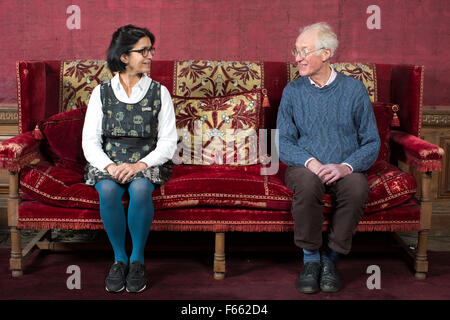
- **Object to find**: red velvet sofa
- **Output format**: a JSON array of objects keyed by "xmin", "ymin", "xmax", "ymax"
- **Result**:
[{"xmin": 1, "ymin": 60, "xmax": 443, "ymax": 279}]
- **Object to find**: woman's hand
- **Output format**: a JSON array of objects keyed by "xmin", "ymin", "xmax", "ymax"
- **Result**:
[{"xmin": 105, "ymin": 162, "xmax": 147, "ymax": 183}]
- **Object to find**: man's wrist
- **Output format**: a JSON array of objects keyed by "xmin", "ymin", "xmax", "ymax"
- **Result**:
[{"xmin": 341, "ymin": 163, "xmax": 353, "ymax": 174}]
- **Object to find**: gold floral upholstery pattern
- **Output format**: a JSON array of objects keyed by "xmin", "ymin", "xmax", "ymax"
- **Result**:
[
  {"xmin": 287, "ymin": 62, "xmax": 377, "ymax": 102},
  {"xmin": 174, "ymin": 61, "xmax": 264, "ymax": 98},
  {"xmin": 60, "ymin": 60, "xmax": 114, "ymax": 112},
  {"xmin": 173, "ymin": 91, "xmax": 263, "ymax": 165}
]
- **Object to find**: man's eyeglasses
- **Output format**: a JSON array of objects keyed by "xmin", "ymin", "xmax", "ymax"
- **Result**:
[
  {"xmin": 129, "ymin": 47, "xmax": 156, "ymax": 57},
  {"xmin": 291, "ymin": 47, "xmax": 324, "ymax": 59}
]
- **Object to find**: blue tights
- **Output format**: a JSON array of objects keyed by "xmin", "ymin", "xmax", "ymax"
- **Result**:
[{"xmin": 95, "ymin": 178, "xmax": 155, "ymax": 265}]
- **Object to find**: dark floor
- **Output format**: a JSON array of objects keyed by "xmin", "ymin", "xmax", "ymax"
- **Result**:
[{"xmin": 1, "ymin": 227, "xmax": 450, "ymax": 252}]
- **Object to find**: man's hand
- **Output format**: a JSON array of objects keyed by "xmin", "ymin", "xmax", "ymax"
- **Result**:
[
  {"xmin": 306, "ymin": 158, "xmax": 323, "ymax": 174},
  {"xmin": 316, "ymin": 164, "xmax": 352, "ymax": 185},
  {"xmin": 105, "ymin": 162, "xmax": 147, "ymax": 183}
]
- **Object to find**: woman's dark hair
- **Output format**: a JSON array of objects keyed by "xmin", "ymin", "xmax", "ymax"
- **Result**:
[{"xmin": 107, "ymin": 24, "xmax": 155, "ymax": 72}]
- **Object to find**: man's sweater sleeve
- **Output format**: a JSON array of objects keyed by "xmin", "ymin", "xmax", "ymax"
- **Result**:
[
  {"xmin": 342, "ymin": 83, "xmax": 381, "ymax": 172},
  {"xmin": 276, "ymin": 85, "xmax": 314, "ymax": 167}
]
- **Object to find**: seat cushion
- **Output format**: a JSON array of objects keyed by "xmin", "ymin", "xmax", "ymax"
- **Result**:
[
  {"xmin": 20, "ymin": 160, "xmax": 99, "ymax": 209},
  {"xmin": 153, "ymin": 164, "xmax": 293, "ymax": 211},
  {"xmin": 365, "ymin": 161, "xmax": 417, "ymax": 212},
  {"xmin": 19, "ymin": 159, "xmax": 415, "ymax": 215},
  {"xmin": 300, "ymin": 161, "xmax": 416, "ymax": 213}
]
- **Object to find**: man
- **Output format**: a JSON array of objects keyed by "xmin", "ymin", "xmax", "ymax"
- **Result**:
[{"xmin": 276, "ymin": 22, "xmax": 380, "ymax": 294}]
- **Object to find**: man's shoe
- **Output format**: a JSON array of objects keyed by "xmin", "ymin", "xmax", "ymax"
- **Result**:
[
  {"xmin": 297, "ymin": 262, "xmax": 321, "ymax": 294},
  {"xmin": 105, "ymin": 261, "xmax": 128, "ymax": 293},
  {"xmin": 126, "ymin": 261, "xmax": 147, "ymax": 293},
  {"xmin": 320, "ymin": 259, "xmax": 341, "ymax": 293}
]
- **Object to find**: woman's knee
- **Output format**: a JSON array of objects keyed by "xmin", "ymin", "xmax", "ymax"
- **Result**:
[
  {"xmin": 128, "ymin": 178, "xmax": 155, "ymax": 202},
  {"xmin": 95, "ymin": 179, "xmax": 124, "ymax": 201}
]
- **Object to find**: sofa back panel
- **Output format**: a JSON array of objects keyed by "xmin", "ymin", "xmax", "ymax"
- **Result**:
[
  {"xmin": 261, "ymin": 62, "xmax": 288, "ymax": 130},
  {"xmin": 373, "ymin": 63, "xmax": 393, "ymax": 104},
  {"xmin": 287, "ymin": 62, "xmax": 378, "ymax": 103},
  {"xmin": 391, "ymin": 65, "xmax": 424, "ymax": 137},
  {"xmin": 148, "ymin": 60, "xmax": 175, "ymax": 94},
  {"xmin": 16, "ymin": 60, "xmax": 424, "ymax": 139},
  {"xmin": 17, "ymin": 61, "xmax": 62, "ymax": 134}
]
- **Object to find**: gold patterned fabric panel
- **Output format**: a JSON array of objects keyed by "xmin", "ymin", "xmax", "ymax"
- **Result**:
[
  {"xmin": 60, "ymin": 60, "xmax": 114, "ymax": 112},
  {"xmin": 174, "ymin": 61, "xmax": 263, "ymax": 98},
  {"xmin": 173, "ymin": 91, "xmax": 263, "ymax": 165},
  {"xmin": 287, "ymin": 62, "xmax": 377, "ymax": 102}
]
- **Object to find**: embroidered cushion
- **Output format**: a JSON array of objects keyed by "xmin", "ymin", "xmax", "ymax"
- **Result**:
[
  {"xmin": 19, "ymin": 160, "xmax": 99, "ymax": 209},
  {"xmin": 174, "ymin": 60, "xmax": 264, "ymax": 97},
  {"xmin": 287, "ymin": 62, "xmax": 377, "ymax": 102},
  {"xmin": 19, "ymin": 160, "xmax": 293, "ymax": 212},
  {"xmin": 365, "ymin": 161, "xmax": 417, "ymax": 212},
  {"xmin": 319, "ymin": 161, "xmax": 416, "ymax": 213},
  {"xmin": 61, "ymin": 60, "xmax": 114, "ymax": 112},
  {"xmin": 19, "ymin": 158, "xmax": 415, "ymax": 214},
  {"xmin": 172, "ymin": 90, "xmax": 265, "ymax": 165}
]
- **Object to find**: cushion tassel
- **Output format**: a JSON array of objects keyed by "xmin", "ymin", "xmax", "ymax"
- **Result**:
[
  {"xmin": 391, "ymin": 104, "xmax": 400, "ymax": 127},
  {"xmin": 32, "ymin": 125, "xmax": 43, "ymax": 140},
  {"xmin": 262, "ymin": 88, "xmax": 270, "ymax": 108}
]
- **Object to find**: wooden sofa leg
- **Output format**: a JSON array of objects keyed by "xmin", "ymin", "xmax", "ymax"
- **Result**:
[
  {"xmin": 10, "ymin": 227, "xmax": 23, "ymax": 277},
  {"xmin": 8, "ymin": 171, "xmax": 23, "ymax": 277},
  {"xmin": 415, "ymin": 230, "xmax": 429, "ymax": 279},
  {"xmin": 214, "ymin": 232, "xmax": 225, "ymax": 280},
  {"xmin": 415, "ymin": 172, "xmax": 433, "ymax": 279}
]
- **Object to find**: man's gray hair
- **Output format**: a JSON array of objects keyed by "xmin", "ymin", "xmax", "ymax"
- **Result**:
[{"xmin": 300, "ymin": 22, "xmax": 339, "ymax": 58}]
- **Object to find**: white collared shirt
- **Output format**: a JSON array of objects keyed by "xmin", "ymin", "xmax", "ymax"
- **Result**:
[
  {"xmin": 304, "ymin": 67, "xmax": 353, "ymax": 173},
  {"xmin": 308, "ymin": 66, "xmax": 337, "ymax": 88},
  {"xmin": 82, "ymin": 73, "xmax": 178, "ymax": 171}
]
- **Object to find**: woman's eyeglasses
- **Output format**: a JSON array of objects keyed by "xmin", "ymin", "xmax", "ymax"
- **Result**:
[{"xmin": 128, "ymin": 47, "xmax": 156, "ymax": 57}]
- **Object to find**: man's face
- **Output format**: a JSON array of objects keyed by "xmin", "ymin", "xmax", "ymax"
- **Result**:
[{"xmin": 294, "ymin": 30, "xmax": 326, "ymax": 78}]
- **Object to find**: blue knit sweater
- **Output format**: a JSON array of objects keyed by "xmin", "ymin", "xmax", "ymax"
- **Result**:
[{"xmin": 276, "ymin": 72, "xmax": 380, "ymax": 173}]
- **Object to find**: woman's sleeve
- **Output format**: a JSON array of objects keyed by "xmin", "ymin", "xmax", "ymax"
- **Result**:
[
  {"xmin": 81, "ymin": 85, "xmax": 114, "ymax": 171},
  {"xmin": 139, "ymin": 84, "xmax": 178, "ymax": 167}
]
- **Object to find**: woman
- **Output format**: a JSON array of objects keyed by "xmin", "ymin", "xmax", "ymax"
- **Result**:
[{"xmin": 82, "ymin": 25, "xmax": 177, "ymax": 293}]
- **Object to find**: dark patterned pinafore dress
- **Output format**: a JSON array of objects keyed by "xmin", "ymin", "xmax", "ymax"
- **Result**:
[{"xmin": 84, "ymin": 79, "xmax": 173, "ymax": 186}]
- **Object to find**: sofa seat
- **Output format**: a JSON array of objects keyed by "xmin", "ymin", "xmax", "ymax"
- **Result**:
[
  {"xmin": 18, "ymin": 157, "xmax": 419, "ymax": 232},
  {"xmin": 17, "ymin": 197, "xmax": 420, "ymax": 233}
]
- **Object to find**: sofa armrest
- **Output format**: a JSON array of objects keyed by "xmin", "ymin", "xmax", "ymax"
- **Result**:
[
  {"xmin": 390, "ymin": 130, "xmax": 444, "ymax": 172},
  {"xmin": 0, "ymin": 131, "xmax": 42, "ymax": 171}
]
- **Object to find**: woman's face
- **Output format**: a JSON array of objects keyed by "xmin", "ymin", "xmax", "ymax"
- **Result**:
[{"xmin": 121, "ymin": 36, "xmax": 153, "ymax": 75}]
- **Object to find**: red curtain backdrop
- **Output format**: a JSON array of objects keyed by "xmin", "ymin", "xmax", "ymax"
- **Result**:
[{"xmin": 0, "ymin": 0, "xmax": 448, "ymax": 106}]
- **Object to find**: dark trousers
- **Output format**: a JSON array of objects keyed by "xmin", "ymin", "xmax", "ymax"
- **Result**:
[{"xmin": 285, "ymin": 167, "xmax": 369, "ymax": 255}]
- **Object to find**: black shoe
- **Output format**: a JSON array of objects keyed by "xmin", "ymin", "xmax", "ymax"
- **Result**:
[
  {"xmin": 126, "ymin": 261, "xmax": 147, "ymax": 293},
  {"xmin": 105, "ymin": 261, "xmax": 128, "ymax": 293},
  {"xmin": 320, "ymin": 259, "xmax": 341, "ymax": 293},
  {"xmin": 297, "ymin": 262, "xmax": 321, "ymax": 294}
]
